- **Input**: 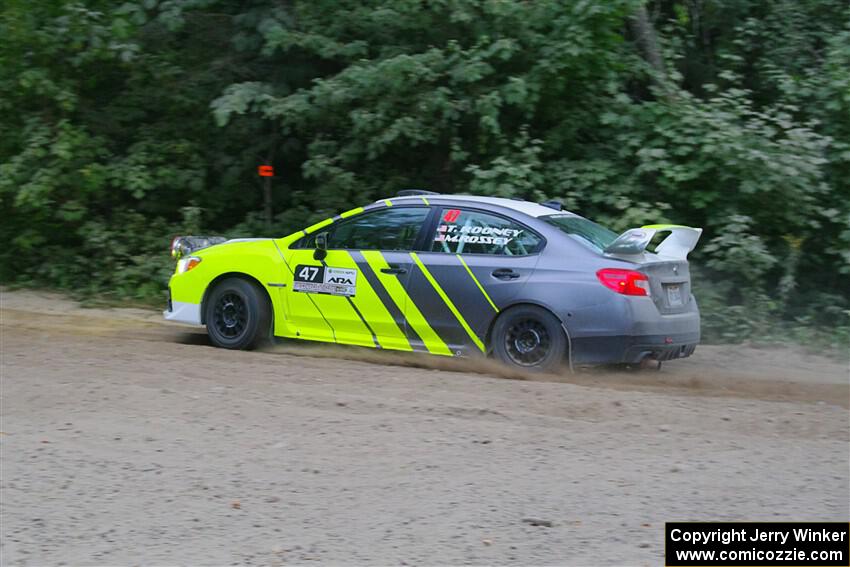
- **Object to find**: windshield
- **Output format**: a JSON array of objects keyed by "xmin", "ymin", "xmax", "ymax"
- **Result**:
[{"xmin": 541, "ymin": 214, "xmax": 618, "ymax": 251}]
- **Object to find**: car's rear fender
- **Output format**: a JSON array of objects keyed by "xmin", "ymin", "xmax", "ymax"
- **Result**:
[
  {"xmin": 511, "ymin": 254, "xmax": 630, "ymax": 336},
  {"xmin": 504, "ymin": 248, "xmax": 701, "ymax": 364},
  {"xmin": 484, "ymin": 300, "xmax": 569, "ymax": 349},
  {"xmin": 484, "ymin": 301, "xmax": 572, "ymax": 367}
]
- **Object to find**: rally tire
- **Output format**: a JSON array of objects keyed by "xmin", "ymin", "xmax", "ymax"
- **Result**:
[
  {"xmin": 491, "ymin": 305, "xmax": 567, "ymax": 372},
  {"xmin": 204, "ymin": 277, "xmax": 271, "ymax": 350}
]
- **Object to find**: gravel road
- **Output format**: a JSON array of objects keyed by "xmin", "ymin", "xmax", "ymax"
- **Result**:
[{"xmin": 1, "ymin": 290, "xmax": 848, "ymax": 566}]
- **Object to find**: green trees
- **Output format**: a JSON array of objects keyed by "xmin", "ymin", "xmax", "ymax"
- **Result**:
[
  {"xmin": 2, "ymin": 0, "xmax": 848, "ymax": 346},
  {"xmin": 1, "ymin": 0, "xmax": 262, "ymax": 295}
]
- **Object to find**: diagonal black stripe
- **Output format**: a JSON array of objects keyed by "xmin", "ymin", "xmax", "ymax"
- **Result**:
[
  {"xmin": 318, "ymin": 257, "xmax": 380, "ymax": 348},
  {"xmin": 346, "ymin": 296, "xmax": 380, "ymax": 348},
  {"xmin": 423, "ymin": 261, "xmax": 497, "ymax": 342},
  {"xmin": 406, "ymin": 263, "xmax": 469, "ymax": 351},
  {"xmin": 349, "ymin": 251, "xmax": 424, "ymax": 349}
]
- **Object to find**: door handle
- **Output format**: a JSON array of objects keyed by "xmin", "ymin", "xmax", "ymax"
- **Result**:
[
  {"xmin": 381, "ymin": 266, "xmax": 407, "ymax": 275},
  {"xmin": 491, "ymin": 268, "xmax": 520, "ymax": 280}
]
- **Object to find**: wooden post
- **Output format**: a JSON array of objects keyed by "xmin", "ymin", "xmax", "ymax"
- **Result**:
[
  {"xmin": 258, "ymin": 164, "xmax": 275, "ymax": 232},
  {"xmin": 263, "ymin": 175, "xmax": 272, "ymax": 231}
]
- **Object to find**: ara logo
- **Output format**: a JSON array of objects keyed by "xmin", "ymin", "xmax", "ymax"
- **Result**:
[{"xmin": 324, "ymin": 267, "xmax": 358, "ymax": 295}]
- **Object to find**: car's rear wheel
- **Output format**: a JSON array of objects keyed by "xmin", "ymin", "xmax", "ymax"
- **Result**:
[
  {"xmin": 491, "ymin": 305, "xmax": 567, "ymax": 372},
  {"xmin": 204, "ymin": 277, "xmax": 271, "ymax": 350}
]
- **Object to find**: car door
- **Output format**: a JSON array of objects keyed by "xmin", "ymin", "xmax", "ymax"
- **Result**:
[
  {"xmin": 404, "ymin": 206, "xmax": 544, "ymax": 355},
  {"xmin": 283, "ymin": 205, "xmax": 430, "ymax": 350}
]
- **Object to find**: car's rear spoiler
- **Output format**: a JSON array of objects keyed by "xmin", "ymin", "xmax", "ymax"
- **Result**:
[{"xmin": 604, "ymin": 224, "xmax": 702, "ymax": 260}]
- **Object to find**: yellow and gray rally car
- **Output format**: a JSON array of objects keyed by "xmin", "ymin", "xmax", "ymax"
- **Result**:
[{"xmin": 165, "ymin": 191, "xmax": 702, "ymax": 371}]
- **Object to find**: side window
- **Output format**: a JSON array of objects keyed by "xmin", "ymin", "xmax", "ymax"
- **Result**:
[
  {"xmin": 430, "ymin": 208, "xmax": 542, "ymax": 255},
  {"xmin": 302, "ymin": 207, "xmax": 429, "ymax": 251}
]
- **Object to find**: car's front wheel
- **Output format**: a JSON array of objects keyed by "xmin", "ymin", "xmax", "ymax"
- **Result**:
[
  {"xmin": 491, "ymin": 305, "xmax": 567, "ymax": 372},
  {"xmin": 204, "ymin": 277, "xmax": 271, "ymax": 350}
]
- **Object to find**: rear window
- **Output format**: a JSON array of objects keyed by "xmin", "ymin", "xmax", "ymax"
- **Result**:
[{"xmin": 541, "ymin": 214, "xmax": 618, "ymax": 252}]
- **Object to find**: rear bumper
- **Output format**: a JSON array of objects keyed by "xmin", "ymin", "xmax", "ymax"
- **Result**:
[
  {"xmin": 621, "ymin": 332, "xmax": 699, "ymax": 363},
  {"xmin": 569, "ymin": 295, "xmax": 701, "ymax": 365},
  {"xmin": 571, "ymin": 332, "xmax": 699, "ymax": 364}
]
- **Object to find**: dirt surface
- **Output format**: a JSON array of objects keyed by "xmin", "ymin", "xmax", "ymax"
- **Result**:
[{"xmin": 1, "ymin": 289, "xmax": 848, "ymax": 566}]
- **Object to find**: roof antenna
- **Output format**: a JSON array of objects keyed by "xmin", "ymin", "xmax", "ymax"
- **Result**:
[{"xmin": 540, "ymin": 199, "xmax": 563, "ymax": 211}]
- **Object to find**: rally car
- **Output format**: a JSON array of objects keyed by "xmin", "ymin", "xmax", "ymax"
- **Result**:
[{"xmin": 164, "ymin": 191, "xmax": 702, "ymax": 371}]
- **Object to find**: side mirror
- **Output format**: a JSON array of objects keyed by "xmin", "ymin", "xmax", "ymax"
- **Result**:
[{"xmin": 313, "ymin": 232, "xmax": 328, "ymax": 261}]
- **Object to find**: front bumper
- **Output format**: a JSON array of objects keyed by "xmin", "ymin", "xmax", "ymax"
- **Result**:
[{"xmin": 163, "ymin": 288, "xmax": 202, "ymax": 325}]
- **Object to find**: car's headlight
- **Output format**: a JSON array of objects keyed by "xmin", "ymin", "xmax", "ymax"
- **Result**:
[{"xmin": 177, "ymin": 256, "xmax": 202, "ymax": 274}]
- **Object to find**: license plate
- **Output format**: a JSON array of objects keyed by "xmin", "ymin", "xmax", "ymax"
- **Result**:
[{"xmin": 666, "ymin": 284, "xmax": 683, "ymax": 306}]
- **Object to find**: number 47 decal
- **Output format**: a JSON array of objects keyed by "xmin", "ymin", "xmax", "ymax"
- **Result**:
[{"xmin": 298, "ymin": 266, "xmax": 321, "ymax": 281}]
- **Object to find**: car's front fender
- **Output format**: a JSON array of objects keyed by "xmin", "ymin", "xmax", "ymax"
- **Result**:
[{"xmin": 168, "ymin": 240, "xmax": 289, "ymax": 334}]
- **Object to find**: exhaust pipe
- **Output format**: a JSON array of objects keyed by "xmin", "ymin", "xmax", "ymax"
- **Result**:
[{"xmin": 639, "ymin": 356, "xmax": 662, "ymax": 371}]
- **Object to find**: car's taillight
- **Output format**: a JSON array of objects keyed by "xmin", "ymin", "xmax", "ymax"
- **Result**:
[{"xmin": 596, "ymin": 268, "xmax": 651, "ymax": 296}]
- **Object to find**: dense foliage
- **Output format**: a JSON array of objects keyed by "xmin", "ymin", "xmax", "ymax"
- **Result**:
[{"xmin": 2, "ymin": 0, "xmax": 848, "ymax": 348}]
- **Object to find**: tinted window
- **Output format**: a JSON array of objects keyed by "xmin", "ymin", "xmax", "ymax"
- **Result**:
[
  {"xmin": 541, "ymin": 214, "xmax": 617, "ymax": 251},
  {"xmin": 302, "ymin": 207, "xmax": 429, "ymax": 251},
  {"xmin": 429, "ymin": 208, "xmax": 542, "ymax": 255}
]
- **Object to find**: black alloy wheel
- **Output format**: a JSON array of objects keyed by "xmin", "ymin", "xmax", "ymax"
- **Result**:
[
  {"xmin": 213, "ymin": 292, "xmax": 248, "ymax": 339},
  {"xmin": 204, "ymin": 278, "xmax": 271, "ymax": 350},
  {"xmin": 491, "ymin": 305, "xmax": 567, "ymax": 372},
  {"xmin": 504, "ymin": 318, "xmax": 552, "ymax": 367}
]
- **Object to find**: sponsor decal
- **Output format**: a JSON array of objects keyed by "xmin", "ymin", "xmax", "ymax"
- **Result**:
[
  {"xmin": 434, "ymin": 223, "xmax": 522, "ymax": 246},
  {"xmin": 293, "ymin": 265, "xmax": 357, "ymax": 296}
]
